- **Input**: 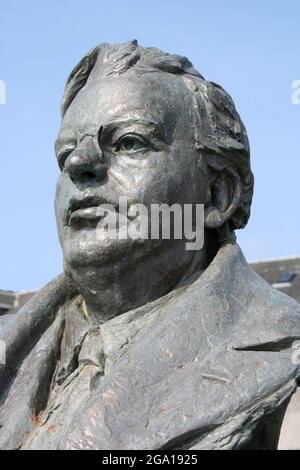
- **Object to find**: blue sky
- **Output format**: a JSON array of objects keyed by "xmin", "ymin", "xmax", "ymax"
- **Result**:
[{"xmin": 0, "ymin": 0, "xmax": 299, "ymax": 290}]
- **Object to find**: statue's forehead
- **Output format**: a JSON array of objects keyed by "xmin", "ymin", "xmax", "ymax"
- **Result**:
[{"xmin": 59, "ymin": 72, "xmax": 193, "ymax": 140}]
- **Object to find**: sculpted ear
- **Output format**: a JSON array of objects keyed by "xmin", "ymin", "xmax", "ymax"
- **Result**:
[{"xmin": 204, "ymin": 162, "xmax": 242, "ymax": 230}]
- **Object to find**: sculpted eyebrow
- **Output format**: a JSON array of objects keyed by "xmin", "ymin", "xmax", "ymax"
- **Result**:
[
  {"xmin": 55, "ymin": 119, "xmax": 168, "ymax": 154},
  {"xmin": 55, "ymin": 137, "xmax": 76, "ymax": 155},
  {"xmin": 100, "ymin": 119, "xmax": 168, "ymax": 143}
]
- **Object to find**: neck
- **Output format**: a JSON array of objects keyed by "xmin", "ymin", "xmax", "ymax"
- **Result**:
[{"xmin": 67, "ymin": 240, "xmax": 213, "ymax": 324}]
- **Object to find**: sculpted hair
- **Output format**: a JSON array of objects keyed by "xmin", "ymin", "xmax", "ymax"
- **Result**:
[{"xmin": 61, "ymin": 40, "xmax": 254, "ymax": 233}]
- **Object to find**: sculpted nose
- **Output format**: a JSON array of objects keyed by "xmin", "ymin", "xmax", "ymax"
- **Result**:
[{"xmin": 65, "ymin": 136, "xmax": 107, "ymax": 184}]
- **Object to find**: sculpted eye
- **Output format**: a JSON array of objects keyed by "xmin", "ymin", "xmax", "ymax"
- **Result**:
[
  {"xmin": 115, "ymin": 134, "xmax": 149, "ymax": 154},
  {"xmin": 57, "ymin": 149, "xmax": 73, "ymax": 170}
]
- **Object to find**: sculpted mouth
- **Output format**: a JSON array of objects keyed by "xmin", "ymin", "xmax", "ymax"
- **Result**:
[{"xmin": 67, "ymin": 196, "xmax": 118, "ymax": 228}]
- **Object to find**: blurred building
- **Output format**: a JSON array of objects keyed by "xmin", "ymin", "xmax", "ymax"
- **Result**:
[
  {"xmin": 251, "ymin": 256, "xmax": 300, "ymax": 450},
  {"xmin": 251, "ymin": 256, "xmax": 300, "ymax": 303},
  {"xmin": 0, "ymin": 289, "xmax": 36, "ymax": 316}
]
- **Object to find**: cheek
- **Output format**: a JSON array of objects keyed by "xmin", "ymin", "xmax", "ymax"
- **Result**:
[
  {"xmin": 55, "ymin": 173, "xmax": 71, "ymax": 230},
  {"xmin": 131, "ymin": 159, "xmax": 174, "ymax": 205},
  {"xmin": 138, "ymin": 150, "xmax": 189, "ymax": 206},
  {"xmin": 109, "ymin": 153, "xmax": 170, "ymax": 204}
]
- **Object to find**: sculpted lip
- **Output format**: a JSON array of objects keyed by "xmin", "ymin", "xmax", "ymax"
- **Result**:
[
  {"xmin": 69, "ymin": 206, "xmax": 104, "ymax": 228},
  {"xmin": 67, "ymin": 196, "xmax": 117, "ymax": 227}
]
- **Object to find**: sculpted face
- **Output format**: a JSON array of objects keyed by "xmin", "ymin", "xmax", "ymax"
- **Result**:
[{"xmin": 55, "ymin": 71, "xmax": 209, "ymax": 273}]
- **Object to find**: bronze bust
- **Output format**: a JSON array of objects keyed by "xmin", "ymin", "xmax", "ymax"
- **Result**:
[{"xmin": 1, "ymin": 41, "xmax": 299, "ymax": 450}]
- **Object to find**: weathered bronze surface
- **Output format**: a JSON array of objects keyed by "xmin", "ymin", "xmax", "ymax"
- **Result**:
[{"xmin": 1, "ymin": 41, "xmax": 299, "ymax": 450}]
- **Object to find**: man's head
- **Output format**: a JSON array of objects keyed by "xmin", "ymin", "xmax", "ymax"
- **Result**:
[{"xmin": 55, "ymin": 41, "xmax": 253, "ymax": 307}]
